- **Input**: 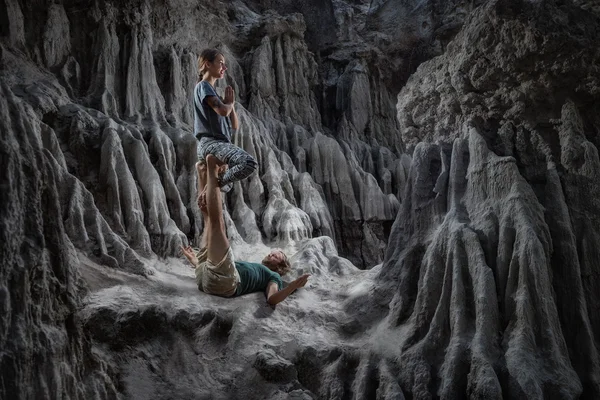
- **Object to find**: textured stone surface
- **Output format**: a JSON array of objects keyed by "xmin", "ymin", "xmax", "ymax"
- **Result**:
[
  {"xmin": 77, "ymin": 238, "xmax": 364, "ymax": 400},
  {"xmin": 2, "ymin": 0, "xmax": 600, "ymax": 399},
  {"xmin": 379, "ymin": 128, "xmax": 591, "ymax": 399},
  {"xmin": 0, "ymin": 78, "xmax": 119, "ymax": 399},
  {"xmin": 379, "ymin": 1, "xmax": 600, "ymax": 398},
  {"xmin": 253, "ymin": 348, "xmax": 298, "ymax": 382}
]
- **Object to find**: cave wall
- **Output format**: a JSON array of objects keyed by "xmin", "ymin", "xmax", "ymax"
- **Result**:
[
  {"xmin": 2, "ymin": 0, "xmax": 600, "ymax": 399},
  {"xmin": 374, "ymin": 0, "xmax": 600, "ymax": 398},
  {"xmin": 1, "ymin": 0, "xmax": 416, "ymax": 268}
]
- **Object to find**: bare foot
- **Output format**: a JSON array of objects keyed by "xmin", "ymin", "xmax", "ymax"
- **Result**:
[
  {"xmin": 197, "ymin": 188, "xmax": 207, "ymax": 212},
  {"xmin": 196, "ymin": 160, "xmax": 207, "ymax": 172},
  {"xmin": 217, "ymin": 164, "xmax": 228, "ymax": 175}
]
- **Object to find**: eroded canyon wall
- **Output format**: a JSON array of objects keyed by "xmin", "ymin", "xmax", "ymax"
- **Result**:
[{"xmin": 2, "ymin": 0, "xmax": 600, "ymax": 399}]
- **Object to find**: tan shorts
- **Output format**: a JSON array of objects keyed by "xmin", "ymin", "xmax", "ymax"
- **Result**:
[{"xmin": 195, "ymin": 247, "xmax": 240, "ymax": 297}]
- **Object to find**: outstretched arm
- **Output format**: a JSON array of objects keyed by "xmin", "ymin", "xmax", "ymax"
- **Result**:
[{"xmin": 266, "ymin": 274, "xmax": 310, "ymax": 306}]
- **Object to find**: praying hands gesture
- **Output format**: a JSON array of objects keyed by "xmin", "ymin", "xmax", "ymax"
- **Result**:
[
  {"xmin": 223, "ymin": 86, "xmax": 235, "ymax": 105},
  {"xmin": 223, "ymin": 86, "xmax": 238, "ymax": 129}
]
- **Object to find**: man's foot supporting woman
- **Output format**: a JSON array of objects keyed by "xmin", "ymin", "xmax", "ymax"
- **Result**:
[{"xmin": 197, "ymin": 138, "xmax": 257, "ymax": 193}]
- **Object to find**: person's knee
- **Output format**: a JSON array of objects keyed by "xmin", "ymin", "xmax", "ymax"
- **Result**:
[
  {"xmin": 207, "ymin": 154, "xmax": 228, "ymax": 167},
  {"xmin": 206, "ymin": 154, "xmax": 219, "ymax": 170},
  {"xmin": 244, "ymin": 155, "xmax": 258, "ymax": 172}
]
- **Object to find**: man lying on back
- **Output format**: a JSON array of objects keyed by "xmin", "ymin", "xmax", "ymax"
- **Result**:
[{"xmin": 181, "ymin": 155, "xmax": 309, "ymax": 305}]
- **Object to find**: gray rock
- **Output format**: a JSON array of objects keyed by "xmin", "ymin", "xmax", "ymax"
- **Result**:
[
  {"xmin": 386, "ymin": 2, "xmax": 600, "ymax": 396},
  {"xmin": 2, "ymin": 0, "xmax": 600, "ymax": 399},
  {"xmin": 1, "ymin": 0, "xmax": 25, "ymax": 48},
  {"xmin": 253, "ymin": 348, "xmax": 298, "ymax": 382},
  {"xmin": 42, "ymin": 4, "xmax": 71, "ymax": 68},
  {"xmin": 0, "ymin": 80, "xmax": 119, "ymax": 400}
]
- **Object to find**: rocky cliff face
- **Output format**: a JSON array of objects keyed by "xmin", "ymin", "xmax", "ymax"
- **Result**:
[
  {"xmin": 1, "ymin": 0, "xmax": 600, "ymax": 399},
  {"xmin": 386, "ymin": 2, "xmax": 600, "ymax": 397}
]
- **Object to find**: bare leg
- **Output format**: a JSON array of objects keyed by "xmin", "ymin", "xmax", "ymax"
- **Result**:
[
  {"xmin": 196, "ymin": 161, "xmax": 210, "ymax": 249},
  {"xmin": 205, "ymin": 155, "xmax": 230, "ymax": 263},
  {"xmin": 196, "ymin": 160, "xmax": 207, "ymax": 201}
]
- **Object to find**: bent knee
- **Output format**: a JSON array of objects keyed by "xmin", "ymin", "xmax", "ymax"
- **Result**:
[
  {"xmin": 205, "ymin": 154, "xmax": 219, "ymax": 167},
  {"xmin": 244, "ymin": 156, "xmax": 258, "ymax": 171}
]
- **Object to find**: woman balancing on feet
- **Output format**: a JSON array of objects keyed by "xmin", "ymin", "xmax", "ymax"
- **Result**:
[
  {"xmin": 194, "ymin": 48, "xmax": 257, "ymax": 193},
  {"xmin": 181, "ymin": 155, "xmax": 310, "ymax": 305}
]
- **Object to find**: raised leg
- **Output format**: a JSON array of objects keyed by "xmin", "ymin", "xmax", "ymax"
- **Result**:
[
  {"xmin": 205, "ymin": 154, "xmax": 230, "ymax": 264},
  {"xmin": 196, "ymin": 161, "xmax": 210, "ymax": 249}
]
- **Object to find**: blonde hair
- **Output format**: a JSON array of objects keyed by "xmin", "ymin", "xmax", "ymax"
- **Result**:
[
  {"xmin": 263, "ymin": 252, "xmax": 291, "ymax": 276},
  {"xmin": 197, "ymin": 48, "xmax": 223, "ymax": 82}
]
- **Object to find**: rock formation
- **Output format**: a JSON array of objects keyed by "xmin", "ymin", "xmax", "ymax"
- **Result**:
[
  {"xmin": 385, "ymin": 1, "xmax": 600, "ymax": 397},
  {"xmin": 1, "ymin": 0, "xmax": 599, "ymax": 399}
]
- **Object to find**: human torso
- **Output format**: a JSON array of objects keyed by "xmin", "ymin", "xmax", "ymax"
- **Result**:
[
  {"xmin": 234, "ymin": 261, "xmax": 283, "ymax": 296},
  {"xmin": 193, "ymin": 81, "xmax": 232, "ymax": 142}
]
